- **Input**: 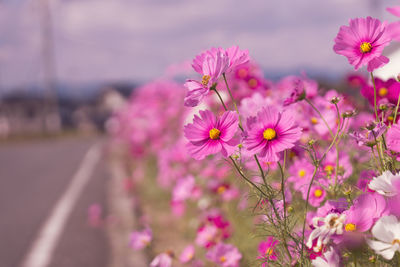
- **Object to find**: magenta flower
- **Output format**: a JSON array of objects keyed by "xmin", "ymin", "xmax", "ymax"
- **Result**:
[
  {"xmin": 225, "ymin": 46, "xmax": 250, "ymax": 71},
  {"xmin": 184, "ymin": 110, "xmax": 239, "ymax": 160},
  {"xmin": 258, "ymin": 236, "xmax": 279, "ymax": 266},
  {"xmin": 185, "ymin": 48, "xmax": 229, "ymax": 107},
  {"xmin": 387, "ymin": 5, "xmax": 400, "ymax": 17},
  {"xmin": 243, "ymin": 107, "xmax": 302, "ymax": 162},
  {"xmin": 129, "ymin": 228, "xmax": 152, "ymax": 250},
  {"xmin": 360, "ymin": 78, "xmax": 400, "ymax": 106},
  {"xmin": 150, "ymin": 252, "xmax": 173, "ymax": 267},
  {"xmin": 343, "ymin": 193, "xmax": 387, "ymax": 233},
  {"xmin": 333, "ymin": 17, "xmax": 392, "ymax": 72},
  {"xmin": 302, "ymin": 185, "xmax": 326, "ymax": 207},
  {"xmin": 387, "ymin": 123, "xmax": 400, "ymax": 153},
  {"xmin": 179, "ymin": 245, "xmax": 195, "ymax": 263},
  {"xmin": 205, "ymin": 243, "xmax": 242, "ymax": 267}
]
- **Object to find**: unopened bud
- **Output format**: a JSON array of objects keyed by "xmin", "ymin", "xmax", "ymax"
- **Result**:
[
  {"xmin": 365, "ymin": 122, "xmax": 376, "ymax": 131},
  {"xmin": 369, "ymin": 256, "xmax": 376, "ymax": 263},
  {"xmin": 308, "ymin": 139, "xmax": 316, "ymax": 146},
  {"xmin": 342, "ymin": 110, "xmax": 356, "ymax": 118},
  {"xmin": 287, "ymin": 206, "xmax": 294, "ymax": 213},
  {"xmin": 330, "ymin": 96, "xmax": 340, "ymax": 104},
  {"xmin": 379, "ymin": 104, "xmax": 387, "ymax": 111},
  {"xmin": 238, "ymin": 144, "xmax": 243, "ymax": 149},
  {"xmin": 343, "ymin": 186, "xmax": 352, "ymax": 195}
]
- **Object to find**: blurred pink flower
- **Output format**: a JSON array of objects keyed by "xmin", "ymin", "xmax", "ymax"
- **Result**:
[
  {"xmin": 258, "ymin": 236, "xmax": 279, "ymax": 266},
  {"xmin": 185, "ymin": 48, "xmax": 229, "ymax": 107},
  {"xmin": 206, "ymin": 243, "xmax": 242, "ymax": 267},
  {"xmin": 184, "ymin": 110, "xmax": 239, "ymax": 160},
  {"xmin": 88, "ymin": 203, "xmax": 102, "ymax": 227},
  {"xmin": 387, "ymin": 123, "xmax": 400, "ymax": 153},
  {"xmin": 179, "ymin": 245, "xmax": 195, "ymax": 263},
  {"xmin": 150, "ymin": 252, "xmax": 173, "ymax": 267},
  {"xmin": 129, "ymin": 228, "xmax": 152, "ymax": 250},
  {"xmin": 387, "ymin": 5, "xmax": 400, "ymax": 17},
  {"xmin": 333, "ymin": 17, "xmax": 391, "ymax": 72},
  {"xmin": 360, "ymin": 78, "xmax": 400, "ymax": 106},
  {"xmin": 243, "ymin": 107, "xmax": 302, "ymax": 162},
  {"xmin": 343, "ymin": 193, "xmax": 387, "ymax": 233}
]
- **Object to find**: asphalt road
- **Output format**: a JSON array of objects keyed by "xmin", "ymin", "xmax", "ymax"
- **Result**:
[{"xmin": 0, "ymin": 136, "xmax": 109, "ymax": 267}]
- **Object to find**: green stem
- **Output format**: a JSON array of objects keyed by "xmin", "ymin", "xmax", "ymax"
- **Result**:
[
  {"xmin": 229, "ymin": 156, "xmax": 266, "ymax": 197},
  {"xmin": 223, "ymin": 73, "xmax": 243, "ymax": 130},
  {"xmin": 212, "ymin": 87, "xmax": 228, "ymax": 111},
  {"xmin": 305, "ymin": 98, "xmax": 334, "ymax": 138},
  {"xmin": 393, "ymin": 84, "xmax": 400, "ymax": 125},
  {"xmin": 370, "ymin": 72, "xmax": 379, "ymax": 123}
]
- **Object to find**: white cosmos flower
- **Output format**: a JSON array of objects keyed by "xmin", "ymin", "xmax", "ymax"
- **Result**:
[
  {"xmin": 367, "ymin": 215, "xmax": 400, "ymax": 260},
  {"xmin": 368, "ymin": 171, "xmax": 400, "ymax": 197},
  {"xmin": 307, "ymin": 213, "xmax": 346, "ymax": 252}
]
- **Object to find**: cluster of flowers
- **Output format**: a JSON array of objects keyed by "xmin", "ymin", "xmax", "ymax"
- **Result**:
[{"xmin": 110, "ymin": 3, "xmax": 400, "ymax": 267}]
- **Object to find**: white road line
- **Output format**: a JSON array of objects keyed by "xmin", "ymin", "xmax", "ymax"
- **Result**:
[{"xmin": 20, "ymin": 144, "xmax": 101, "ymax": 267}]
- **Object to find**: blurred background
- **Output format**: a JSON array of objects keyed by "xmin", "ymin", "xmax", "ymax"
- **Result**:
[{"xmin": 0, "ymin": 0, "xmax": 399, "ymax": 267}]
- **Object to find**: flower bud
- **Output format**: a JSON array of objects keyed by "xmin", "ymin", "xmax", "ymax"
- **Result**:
[{"xmin": 330, "ymin": 96, "xmax": 340, "ymax": 104}]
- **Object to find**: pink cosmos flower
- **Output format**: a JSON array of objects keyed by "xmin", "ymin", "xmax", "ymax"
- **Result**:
[
  {"xmin": 129, "ymin": 228, "xmax": 152, "ymax": 250},
  {"xmin": 205, "ymin": 243, "xmax": 242, "ymax": 267},
  {"xmin": 185, "ymin": 46, "xmax": 248, "ymax": 107},
  {"xmin": 185, "ymin": 48, "xmax": 229, "ymax": 107},
  {"xmin": 225, "ymin": 46, "xmax": 250, "ymax": 71},
  {"xmin": 333, "ymin": 17, "xmax": 392, "ymax": 72},
  {"xmin": 343, "ymin": 193, "xmax": 387, "ymax": 233},
  {"xmin": 184, "ymin": 110, "xmax": 239, "ymax": 160},
  {"xmin": 258, "ymin": 237, "xmax": 279, "ymax": 266},
  {"xmin": 302, "ymin": 185, "xmax": 326, "ymax": 207},
  {"xmin": 283, "ymin": 77, "xmax": 306, "ymax": 106},
  {"xmin": 387, "ymin": 123, "xmax": 400, "ymax": 153},
  {"xmin": 179, "ymin": 245, "xmax": 195, "ymax": 263},
  {"xmin": 387, "ymin": 5, "xmax": 400, "ymax": 17},
  {"xmin": 287, "ymin": 158, "xmax": 315, "ymax": 191},
  {"xmin": 150, "ymin": 252, "xmax": 173, "ymax": 267},
  {"xmin": 172, "ymin": 175, "xmax": 196, "ymax": 202},
  {"xmin": 360, "ymin": 78, "xmax": 400, "ymax": 106},
  {"xmin": 195, "ymin": 224, "xmax": 219, "ymax": 248},
  {"xmin": 243, "ymin": 107, "xmax": 302, "ymax": 162}
]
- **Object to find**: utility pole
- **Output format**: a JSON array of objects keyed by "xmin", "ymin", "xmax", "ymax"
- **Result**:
[{"xmin": 39, "ymin": 0, "xmax": 61, "ymax": 133}]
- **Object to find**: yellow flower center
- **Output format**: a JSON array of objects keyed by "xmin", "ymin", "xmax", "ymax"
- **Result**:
[
  {"xmin": 217, "ymin": 185, "xmax": 226, "ymax": 194},
  {"xmin": 238, "ymin": 68, "xmax": 248, "ymax": 78},
  {"xmin": 392, "ymin": 239, "xmax": 400, "ymax": 245},
  {"xmin": 248, "ymin": 78, "xmax": 258, "ymax": 88},
  {"xmin": 360, "ymin": 42, "xmax": 372, "ymax": 53},
  {"xmin": 388, "ymin": 116, "xmax": 394, "ymax": 122},
  {"xmin": 298, "ymin": 169, "xmax": 306, "ymax": 178},
  {"xmin": 311, "ymin": 117, "xmax": 318, "ymax": 124},
  {"xmin": 378, "ymin": 87, "xmax": 388, "ymax": 97},
  {"xmin": 266, "ymin": 248, "xmax": 274, "ymax": 256},
  {"xmin": 314, "ymin": 189, "xmax": 323, "ymax": 198},
  {"xmin": 201, "ymin": 75, "xmax": 211, "ymax": 86},
  {"xmin": 324, "ymin": 165, "xmax": 334, "ymax": 175},
  {"xmin": 209, "ymin": 128, "xmax": 221, "ymax": 140},
  {"xmin": 345, "ymin": 223, "xmax": 356, "ymax": 232},
  {"xmin": 219, "ymin": 256, "xmax": 227, "ymax": 263},
  {"xmin": 263, "ymin": 128, "xmax": 277, "ymax": 140}
]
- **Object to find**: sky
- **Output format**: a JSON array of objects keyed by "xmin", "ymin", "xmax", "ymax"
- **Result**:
[{"xmin": 0, "ymin": 0, "xmax": 399, "ymax": 91}]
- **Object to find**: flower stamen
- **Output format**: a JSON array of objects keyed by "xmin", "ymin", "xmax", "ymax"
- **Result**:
[
  {"xmin": 378, "ymin": 87, "xmax": 388, "ymax": 97},
  {"xmin": 201, "ymin": 75, "xmax": 211, "ymax": 86},
  {"xmin": 360, "ymin": 42, "xmax": 372, "ymax": 53},
  {"xmin": 263, "ymin": 128, "xmax": 276, "ymax": 140},
  {"xmin": 209, "ymin": 128, "xmax": 221, "ymax": 140}
]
